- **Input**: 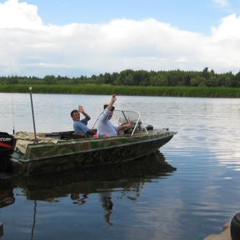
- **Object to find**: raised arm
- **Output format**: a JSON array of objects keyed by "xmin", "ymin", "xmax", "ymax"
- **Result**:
[
  {"xmin": 107, "ymin": 94, "xmax": 117, "ymax": 111},
  {"xmin": 79, "ymin": 106, "xmax": 91, "ymax": 121}
]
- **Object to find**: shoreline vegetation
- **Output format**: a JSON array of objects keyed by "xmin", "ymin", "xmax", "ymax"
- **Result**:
[
  {"xmin": 1, "ymin": 84, "xmax": 240, "ymax": 98},
  {"xmin": 1, "ymin": 68, "xmax": 240, "ymax": 97}
]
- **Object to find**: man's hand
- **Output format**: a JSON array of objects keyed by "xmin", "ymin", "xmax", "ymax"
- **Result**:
[
  {"xmin": 111, "ymin": 94, "xmax": 117, "ymax": 104},
  {"xmin": 118, "ymin": 122, "xmax": 132, "ymax": 131},
  {"xmin": 78, "ymin": 105, "xmax": 85, "ymax": 113},
  {"xmin": 79, "ymin": 105, "xmax": 91, "ymax": 120},
  {"xmin": 126, "ymin": 123, "xmax": 132, "ymax": 129}
]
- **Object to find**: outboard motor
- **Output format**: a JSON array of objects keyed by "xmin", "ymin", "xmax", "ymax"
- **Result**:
[{"xmin": 0, "ymin": 132, "xmax": 16, "ymax": 171}]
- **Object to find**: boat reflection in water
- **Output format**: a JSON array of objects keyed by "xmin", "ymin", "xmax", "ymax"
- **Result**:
[
  {"xmin": 0, "ymin": 180, "xmax": 15, "ymax": 209},
  {"xmin": 0, "ymin": 178, "xmax": 16, "ymax": 239},
  {"xmin": 0, "ymin": 151, "xmax": 176, "ymax": 238},
  {"xmin": 18, "ymin": 151, "xmax": 176, "ymax": 199}
]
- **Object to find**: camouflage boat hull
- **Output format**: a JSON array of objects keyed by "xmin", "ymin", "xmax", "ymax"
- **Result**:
[{"xmin": 11, "ymin": 130, "xmax": 176, "ymax": 176}]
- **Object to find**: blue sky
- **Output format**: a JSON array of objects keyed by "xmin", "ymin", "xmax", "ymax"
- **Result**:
[
  {"xmin": 0, "ymin": 0, "xmax": 240, "ymax": 77},
  {"xmin": 19, "ymin": 0, "xmax": 239, "ymax": 33}
]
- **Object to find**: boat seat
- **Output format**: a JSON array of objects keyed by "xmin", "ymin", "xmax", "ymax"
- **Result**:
[{"xmin": 72, "ymin": 132, "xmax": 87, "ymax": 139}]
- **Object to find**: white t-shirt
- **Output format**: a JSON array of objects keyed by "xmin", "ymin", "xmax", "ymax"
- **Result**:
[{"xmin": 97, "ymin": 108, "xmax": 118, "ymax": 136}]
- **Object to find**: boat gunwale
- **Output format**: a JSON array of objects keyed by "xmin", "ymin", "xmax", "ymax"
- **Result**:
[
  {"xmin": 25, "ymin": 129, "xmax": 176, "ymax": 143},
  {"xmin": 12, "ymin": 131, "xmax": 176, "ymax": 162}
]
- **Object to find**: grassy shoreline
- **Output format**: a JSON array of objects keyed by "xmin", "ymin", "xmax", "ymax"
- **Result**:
[{"xmin": 1, "ymin": 84, "xmax": 240, "ymax": 98}]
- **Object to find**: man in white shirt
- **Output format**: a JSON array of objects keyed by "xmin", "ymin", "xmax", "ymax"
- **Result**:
[{"xmin": 97, "ymin": 94, "xmax": 132, "ymax": 137}]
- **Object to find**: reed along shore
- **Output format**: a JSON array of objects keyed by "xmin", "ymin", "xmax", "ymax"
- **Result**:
[{"xmin": 1, "ymin": 84, "xmax": 240, "ymax": 98}]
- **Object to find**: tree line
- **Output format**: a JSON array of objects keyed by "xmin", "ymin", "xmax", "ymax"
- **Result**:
[{"xmin": 1, "ymin": 67, "xmax": 240, "ymax": 87}]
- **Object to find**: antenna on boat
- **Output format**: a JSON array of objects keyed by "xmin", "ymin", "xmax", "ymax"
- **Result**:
[
  {"xmin": 11, "ymin": 94, "xmax": 15, "ymax": 135},
  {"xmin": 9, "ymin": 62, "xmax": 15, "ymax": 135},
  {"xmin": 29, "ymin": 87, "xmax": 38, "ymax": 144}
]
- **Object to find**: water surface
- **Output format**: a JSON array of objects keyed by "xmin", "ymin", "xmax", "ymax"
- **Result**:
[{"xmin": 1, "ymin": 93, "xmax": 240, "ymax": 240}]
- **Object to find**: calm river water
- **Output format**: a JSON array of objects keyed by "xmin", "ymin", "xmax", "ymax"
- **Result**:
[{"xmin": 1, "ymin": 93, "xmax": 240, "ymax": 240}]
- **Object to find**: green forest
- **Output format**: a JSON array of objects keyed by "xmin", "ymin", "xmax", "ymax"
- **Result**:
[
  {"xmin": 1, "ymin": 67, "xmax": 240, "ymax": 87},
  {"xmin": 1, "ymin": 68, "xmax": 240, "ymax": 97}
]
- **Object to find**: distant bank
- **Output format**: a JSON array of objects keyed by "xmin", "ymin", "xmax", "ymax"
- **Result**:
[{"xmin": 1, "ymin": 84, "xmax": 240, "ymax": 98}]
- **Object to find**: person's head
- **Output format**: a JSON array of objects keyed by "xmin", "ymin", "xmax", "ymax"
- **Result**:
[
  {"xmin": 70, "ymin": 110, "xmax": 80, "ymax": 121},
  {"xmin": 104, "ymin": 104, "xmax": 115, "ymax": 119}
]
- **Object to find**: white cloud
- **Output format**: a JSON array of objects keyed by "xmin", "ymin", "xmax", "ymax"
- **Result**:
[
  {"xmin": 1, "ymin": 0, "xmax": 240, "ymax": 77},
  {"xmin": 0, "ymin": 0, "xmax": 43, "ymax": 29},
  {"xmin": 212, "ymin": 0, "xmax": 229, "ymax": 8}
]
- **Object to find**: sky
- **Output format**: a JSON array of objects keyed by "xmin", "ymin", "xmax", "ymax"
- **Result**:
[{"xmin": 1, "ymin": 0, "xmax": 240, "ymax": 77}]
